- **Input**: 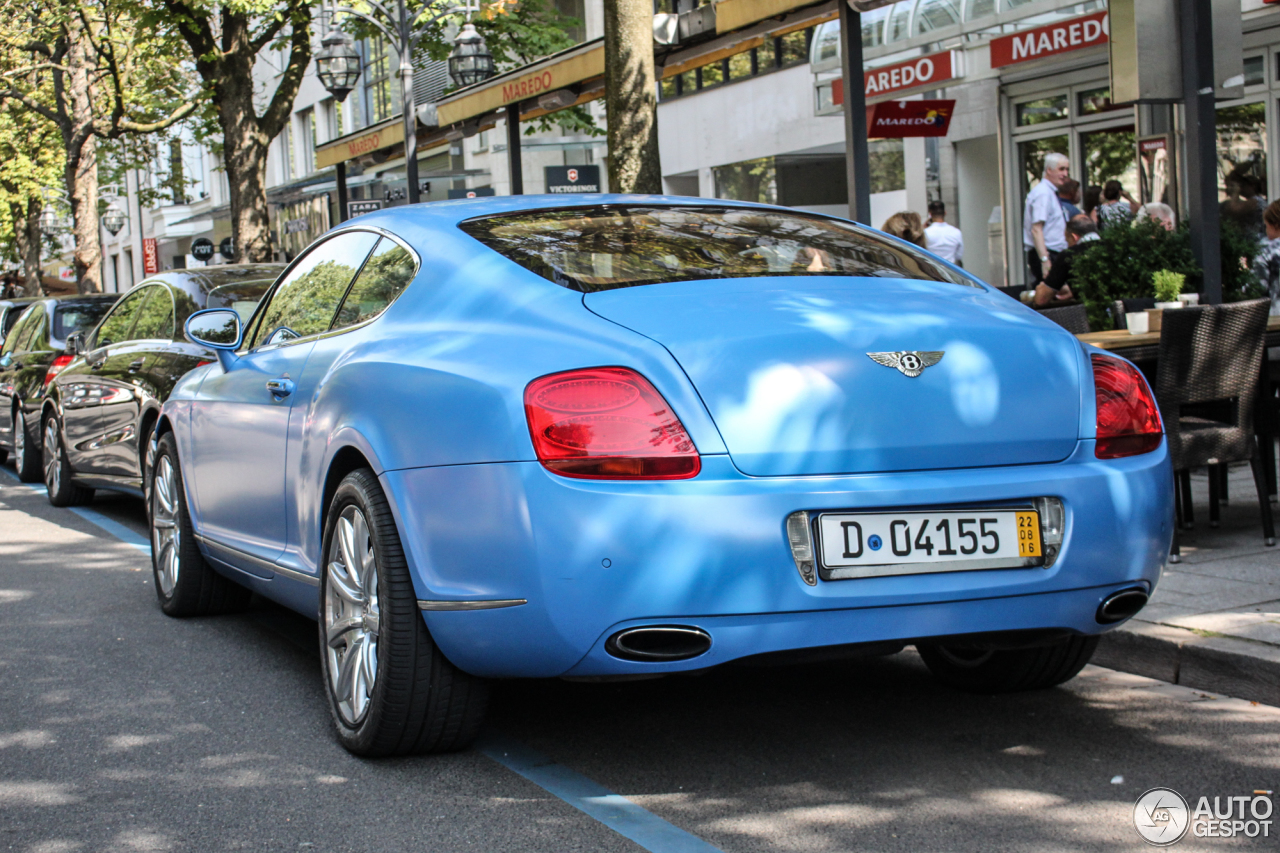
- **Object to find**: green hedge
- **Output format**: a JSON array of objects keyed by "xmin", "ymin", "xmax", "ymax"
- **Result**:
[{"xmin": 1068, "ymin": 218, "xmax": 1264, "ymax": 330}]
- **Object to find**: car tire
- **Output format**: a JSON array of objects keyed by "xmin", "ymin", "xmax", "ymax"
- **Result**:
[
  {"xmin": 13, "ymin": 407, "xmax": 41, "ymax": 482},
  {"xmin": 916, "ymin": 634, "xmax": 1099, "ymax": 693},
  {"xmin": 43, "ymin": 414, "xmax": 94, "ymax": 507},
  {"xmin": 149, "ymin": 432, "xmax": 251, "ymax": 617},
  {"xmin": 320, "ymin": 469, "xmax": 489, "ymax": 757}
]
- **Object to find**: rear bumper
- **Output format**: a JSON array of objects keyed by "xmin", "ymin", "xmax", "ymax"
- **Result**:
[{"xmin": 380, "ymin": 440, "xmax": 1173, "ymax": 678}]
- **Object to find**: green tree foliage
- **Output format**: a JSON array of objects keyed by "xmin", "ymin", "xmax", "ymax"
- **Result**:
[
  {"xmin": 1069, "ymin": 218, "xmax": 1262, "ymax": 329},
  {"xmin": 0, "ymin": 100, "xmax": 61, "ymax": 292}
]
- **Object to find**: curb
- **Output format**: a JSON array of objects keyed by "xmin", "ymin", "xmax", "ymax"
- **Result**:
[{"xmin": 1094, "ymin": 620, "xmax": 1280, "ymax": 707}]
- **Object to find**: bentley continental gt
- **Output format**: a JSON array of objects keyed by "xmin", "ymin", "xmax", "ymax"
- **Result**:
[{"xmin": 150, "ymin": 196, "xmax": 1173, "ymax": 756}]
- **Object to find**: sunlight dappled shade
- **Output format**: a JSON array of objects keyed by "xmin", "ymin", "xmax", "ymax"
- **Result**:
[
  {"xmin": 715, "ymin": 363, "xmax": 847, "ymax": 458},
  {"xmin": 942, "ymin": 340, "xmax": 1000, "ymax": 427}
]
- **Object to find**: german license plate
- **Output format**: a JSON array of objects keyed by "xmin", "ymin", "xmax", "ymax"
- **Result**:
[{"xmin": 816, "ymin": 509, "xmax": 1043, "ymax": 580}]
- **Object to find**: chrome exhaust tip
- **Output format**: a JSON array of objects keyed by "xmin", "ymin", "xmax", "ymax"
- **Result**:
[
  {"xmin": 1096, "ymin": 588, "xmax": 1149, "ymax": 624},
  {"xmin": 606, "ymin": 626, "xmax": 712, "ymax": 662}
]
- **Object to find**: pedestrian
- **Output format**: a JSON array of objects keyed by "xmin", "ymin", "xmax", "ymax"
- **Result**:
[
  {"xmin": 881, "ymin": 210, "xmax": 927, "ymax": 247},
  {"xmin": 1097, "ymin": 180, "xmax": 1138, "ymax": 229},
  {"xmin": 1023, "ymin": 152, "xmax": 1070, "ymax": 286},
  {"xmin": 1039, "ymin": 215, "xmax": 1100, "ymax": 305},
  {"xmin": 1136, "ymin": 202, "xmax": 1176, "ymax": 232},
  {"xmin": 1252, "ymin": 199, "xmax": 1280, "ymax": 316},
  {"xmin": 1221, "ymin": 173, "xmax": 1264, "ymax": 237},
  {"xmin": 1083, "ymin": 184, "xmax": 1103, "ymax": 225},
  {"xmin": 0, "ymin": 273, "xmax": 14, "ymax": 299},
  {"xmin": 1058, "ymin": 178, "xmax": 1083, "ymax": 220},
  {"xmin": 923, "ymin": 200, "xmax": 963, "ymax": 266}
]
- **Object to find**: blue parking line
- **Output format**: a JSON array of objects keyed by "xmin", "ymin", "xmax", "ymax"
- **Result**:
[
  {"xmin": 3, "ymin": 463, "xmax": 722, "ymax": 853},
  {"xmin": 0, "ymin": 466, "xmax": 151, "ymax": 555},
  {"xmin": 478, "ymin": 734, "xmax": 724, "ymax": 853}
]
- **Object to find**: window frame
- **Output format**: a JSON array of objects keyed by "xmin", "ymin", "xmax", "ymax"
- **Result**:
[
  {"xmin": 239, "ymin": 226, "xmax": 420, "ymax": 353},
  {"xmin": 130, "ymin": 284, "xmax": 178, "ymax": 342}
]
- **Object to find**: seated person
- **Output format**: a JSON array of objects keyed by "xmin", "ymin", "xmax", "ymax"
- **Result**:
[
  {"xmin": 1037, "ymin": 215, "xmax": 1099, "ymax": 306},
  {"xmin": 1136, "ymin": 202, "xmax": 1176, "ymax": 231}
]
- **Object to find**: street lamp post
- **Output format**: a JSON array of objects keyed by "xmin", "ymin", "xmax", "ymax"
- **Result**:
[{"xmin": 316, "ymin": 0, "xmax": 495, "ymax": 207}]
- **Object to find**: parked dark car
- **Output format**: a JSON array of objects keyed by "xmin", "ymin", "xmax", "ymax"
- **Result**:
[
  {"xmin": 41, "ymin": 265, "xmax": 281, "ymax": 505},
  {"xmin": 0, "ymin": 296, "xmax": 41, "ymax": 345},
  {"xmin": 1, "ymin": 295, "xmax": 120, "ymax": 479}
]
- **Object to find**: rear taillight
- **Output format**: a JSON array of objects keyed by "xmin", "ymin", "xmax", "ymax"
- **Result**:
[
  {"xmin": 1092, "ymin": 354, "xmax": 1162, "ymax": 459},
  {"xmin": 524, "ymin": 367, "xmax": 700, "ymax": 479},
  {"xmin": 44, "ymin": 354, "xmax": 73, "ymax": 388}
]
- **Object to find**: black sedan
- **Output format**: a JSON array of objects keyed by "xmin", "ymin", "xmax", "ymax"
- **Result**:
[
  {"xmin": 1, "ymin": 295, "xmax": 120, "ymax": 480},
  {"xmin": 0, "ymin": 296, "xmax": 40, "ymax": 345},
  {"xmin": 42, "ymin": 265, "xmax": 281, "ymax": 506}
]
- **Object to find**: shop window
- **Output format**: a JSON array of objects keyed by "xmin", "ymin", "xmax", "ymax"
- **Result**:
[
  {"xmin": 1243, "ymin": 55, "xmax": 1264, "ymax": 87},
  {"xmin": 886, "ymin": 1, "xmax": 912, "ymax": 42},
  {"xmin": 1018, "ymin": 135, "xmax": 1069, "ymax": 198},
  {"xmin": 714, "ymin": 157, "xmax": 777, "ymax": 204},
  {"xmin": 916, "ymin": 0, "xmax": 961, "ymax": 34},
  {"xmin": 780, "ymin": 30, "xmax": 809, "ymax": 66},
  {"xmin": 699, "ymin": 60, "xmax": 725, "ymax": 88},
  {"xmin": 1217, "ymin": 102, "xmax": 1267, "ymax": 213},
  {"xmin": 678, "ymin": 70, "xmax": 696, "ymax": 95},
  {"xmin": 1081, "ymin": 126, "xmax": 1138, "ymax": 192},
  {"xmin": 366, "ymin": 37, "xmax": 394, "ymax": 124},
  {"xmin": 757, "ymin": 38, "xmax": 778, "ymax": 69},
  {"xmin": 1016, "ymin": 95, "xmax": 1069, "ymax": 127},
  {"xmin": 728, "ymin": 51, "xmax": 753, "ymax": 80},
  {"xmin": 661, "ymin": 76, "xmax": 678, "ymax": 99},
  {"xmin": 869, "ymin": 139, "xmax": 905, "ymax": 193},
  {"xmin": 965, "ymin": 0, "xmax": 996, "ymax": 20},
  {"xmin": 1078, "ymin": 87, "xmax": 1122, "ymax": 116}
]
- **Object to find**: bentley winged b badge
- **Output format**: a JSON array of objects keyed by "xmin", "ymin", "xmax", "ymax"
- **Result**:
[{"xmin": 867, "ymin": 350, "xmax": 944, "ymax": 377}]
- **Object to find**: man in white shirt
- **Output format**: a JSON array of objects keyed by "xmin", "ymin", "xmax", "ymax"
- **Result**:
[
  {"xmin": 924, "ymin": 201, "xmax": 964, "ymax": 266},
  {"xmin": 1022, "ymin": 152, "xmax": 1070, "ymax": 286}
]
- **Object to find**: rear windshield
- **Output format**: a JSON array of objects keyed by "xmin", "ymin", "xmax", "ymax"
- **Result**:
[
  {"xmin": 54, "ymin": 302, "xmax": 115, "ymax": 340},
  {"xmin": 458, "ymin": 205, "xmax": 974, "ymax": 292}
]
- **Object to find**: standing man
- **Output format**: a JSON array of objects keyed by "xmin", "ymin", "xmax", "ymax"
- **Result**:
[
  {"xmin": 924, "ymin": 201, "xmax": 964, "ymax": 266},
  {"xmin": 1023, "ymin": 152, "xmax": 1070, "ymax": 286}
]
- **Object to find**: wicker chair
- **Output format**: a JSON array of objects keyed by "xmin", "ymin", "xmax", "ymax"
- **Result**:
[
  {"xmin": 1156, "ymin": 299, "xmax": 1275, "ymax": 558},
  {"xmin": 1110, "ymin": 297, "xmax": 1157, "ymax": 330},
  {"xmin": 1037, "ymin": 303, "xmax": 1090, "ymax": 334}
]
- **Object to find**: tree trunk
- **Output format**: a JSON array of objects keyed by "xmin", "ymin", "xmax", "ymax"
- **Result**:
[
  {"xmin": 217, "ymin": 46, "xmax": 274, "ymax": 263},
  {"xmin": 11, "ymin": 197, "xmax": 44, "ymax": 296},
  {"xmin": 66, "ymin": 16, "xmax": 103, "ymax": 293},
  {"xmin": 603, "ymin": 0, "xmax": 661, "ymax": 193}
]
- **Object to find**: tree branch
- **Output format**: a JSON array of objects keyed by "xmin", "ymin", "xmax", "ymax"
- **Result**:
[
  {"xmin": 259, "ymin": 5, "xmax": 312, "ymax": 140},
  {"xmin": 0, "ymin": 87, "xmax": 62, "ymax": 126},
  {"xmin": 107, "ymin": 100, "xmax": 199, "ymax": 135},
  {"xmin": 250, "ymin": 14, "xmax": 290, "ymax": 56}
]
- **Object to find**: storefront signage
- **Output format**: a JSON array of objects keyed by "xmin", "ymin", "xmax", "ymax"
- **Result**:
[
  {"xmin": 545, "ymin": 165, "xmax": 601, "ymax": 193},
  {"xmin": 273, "ymin": 197, "xmax": 329, "ymax": 258},
  {"xmin": 447, "ymin": 188, "xmax": 496, "ymax": 199},
  {"xmin": 190, "ymin": 238, "xmax": 215, "ymax": 262},
  {"xmin": 990, "ymin": 11, "xmax": 1108, "ymax": 68},
  {"xmin": 219, "ymin": 237, "xmax": 236, "ymax": 261},
  {"xmin": 142, "ymin": 238, "xmax": 159, "ymax": 275},
  {"xmin": 315, "ymin": 120, "xmax": 405, "ymax": 170},
  {"xmin": 437, "ymin": 44, "xmax": 604, "ymax": 127},
  {"xmin": 867, "ymin": 100, "xmax": 955, "ymax": 138},
  {"xmin": 348, "ymin": 200, "xmax": 383, "ymax": 217},
  {"xmin": 830, "ymin": 52, "xmax": 955, "ymax": 108},
  {"xmin": 282, "ymin": 217, "xmax": 310, "ymax": 236}
]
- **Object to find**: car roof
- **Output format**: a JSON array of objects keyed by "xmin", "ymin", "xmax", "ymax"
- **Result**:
[{"xmin": 143, "ymin": 263, "xmax": 283, "ymax": 289}]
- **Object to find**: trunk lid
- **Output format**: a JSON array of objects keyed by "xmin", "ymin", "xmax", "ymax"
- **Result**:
[{"xmin": 584, "ymin": 277, "xmax": 1081, "ymax": 477}]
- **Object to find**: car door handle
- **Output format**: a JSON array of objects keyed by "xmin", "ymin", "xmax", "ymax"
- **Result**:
[
  {"xmin": 266, "ymin": 378, "xmax": 295, "ymax": 399},
  {"xmin": 128, "ymin": 358, "xmax": 145, "ymax": 373}
]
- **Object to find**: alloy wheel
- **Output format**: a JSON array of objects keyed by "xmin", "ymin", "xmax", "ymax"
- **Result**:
[
  {"xmin": 42, "ymin": 419, "xmax": 60, "ymax": 494},
  {"xmin": 324, "ymin": 505, "xmax": 380, "ymax": 726},
  {"xmin": 150, "ymin": 455, "xmax": 181, "ymax": 596}
]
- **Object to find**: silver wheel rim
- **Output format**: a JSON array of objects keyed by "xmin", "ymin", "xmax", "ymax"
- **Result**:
[
  {"xmin": 324, "ymin": 506, "xmax": 380, "ymax": 726},
  {"xmin": 14, "ymin": 409, "xmax": 24, "ymax": 459},
  {"xmin": 151, "ymin": 455, "xmax": 180, "ymax": 596},
  {"xmin": 42, "ymin": 419, "xmax": 59, "ymax": 494}
]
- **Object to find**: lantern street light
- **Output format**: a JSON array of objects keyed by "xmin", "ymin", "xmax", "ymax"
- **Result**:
[
  {"xmin": 316, "ymin": 0, "xmax": 494, "ymax": 205},
  {"xmin": 101, "ymin": 201, "xmax": 127, "ymax": 236},
  {"xmin": 38, "ymin": 205, "xmax": 65, "ymax": 238}
]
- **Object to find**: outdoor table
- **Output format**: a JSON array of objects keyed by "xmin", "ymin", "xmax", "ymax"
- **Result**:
[{"xmin": 1076, "ymin": 314, "xmax": 1280, "ymax": 496}]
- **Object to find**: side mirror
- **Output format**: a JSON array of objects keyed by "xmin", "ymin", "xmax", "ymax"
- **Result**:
[
  {"xmin": 184, "ymin": 308, "xmax": 243, "ymax": 371},
  {"xmin": 65, "ymin": 331, "xmax": 85, "ymax": 357}
]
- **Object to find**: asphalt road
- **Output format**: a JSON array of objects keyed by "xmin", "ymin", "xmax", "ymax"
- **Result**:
[{"xmin": 1, "ymin": 468, "xmax": 1277, "ymax": 853}]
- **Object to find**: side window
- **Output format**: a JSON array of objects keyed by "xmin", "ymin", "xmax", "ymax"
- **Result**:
[
  {"xmin": 94, "ymin": 289, "xmax": 148, "ymax": 347},
  {"xmin": 332, "ymin": 238, "xmax": 416, "ymax": 330},
  {"xmin": 24, "ymin": 308, "xmax": 49, "ymax": 351},
  {"xmin": 132, "ymin": 287, "xmax": 176, "ymax": 340},
  {"xmin": 251, "ymin": 231, "xmax": 379, "ymax": 348},
  {"xmin": 1, "ymin": 307, "xmax": 37, "ymax": 355}
]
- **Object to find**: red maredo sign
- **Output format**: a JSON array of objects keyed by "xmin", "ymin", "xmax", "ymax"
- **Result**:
[
  {"xmin": 833, "ymin": 52, "xmax": 955, "ymax": 105},
  {"xmin": 990, "ymin": 11, "xmax": 1108, "ymax": 68},
  {"xmin": 866, "ymin": 100, "xmax": 956, "ymax": 138}
]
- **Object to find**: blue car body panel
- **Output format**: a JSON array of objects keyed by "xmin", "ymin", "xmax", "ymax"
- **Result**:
[{"xmin": 159, "ymin": 194, "xmax": 1173, "ymax": 675}]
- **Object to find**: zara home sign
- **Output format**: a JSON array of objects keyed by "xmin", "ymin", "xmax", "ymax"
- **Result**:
[{"xmin": 990, "ymin": 11, "xmax": 1109, "ymax": 68}]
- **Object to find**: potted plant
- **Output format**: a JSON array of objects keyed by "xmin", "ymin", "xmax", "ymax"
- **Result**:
[{"xmin": 1146, "ymin": 270, "xmax": 1186, "ymax": 332}]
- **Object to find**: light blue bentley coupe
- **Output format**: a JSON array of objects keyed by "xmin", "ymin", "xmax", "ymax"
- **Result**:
[{"xmin": 152, "ymin": 196, "xmax": 1172, "ymax": 756}]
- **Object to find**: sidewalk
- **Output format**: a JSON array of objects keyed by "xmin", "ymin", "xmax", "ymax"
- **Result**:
[{"xmin": 1093, "ymin": 460, "xmax": 1280, "ymax": 705}]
